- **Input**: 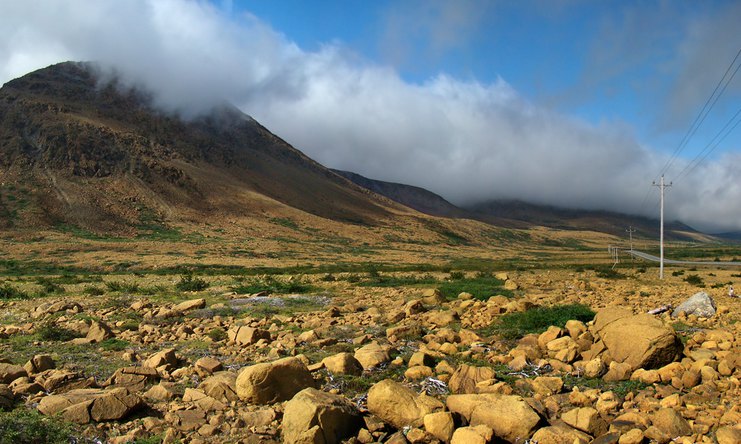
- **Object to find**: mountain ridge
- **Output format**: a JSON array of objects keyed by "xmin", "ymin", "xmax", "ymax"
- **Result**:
[{"xmin": 0, "ymin": 62, "xmax": 407, "ymax": 233}]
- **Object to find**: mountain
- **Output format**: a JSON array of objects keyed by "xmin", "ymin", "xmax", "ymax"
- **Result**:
[
  {"xmin": 464, "ymin": 199, "xmax": 698, "ymax": 238},
  {"xmin": 335, "ymin": 168, "xmax": 706, "ymax": 240},
  {"xmin": 331, "ymin": 169, "xmax": 464, "ymax": 218},
  {"xmin": 0, "ymin": 62, "xmax": 402, "ymax": 232}
]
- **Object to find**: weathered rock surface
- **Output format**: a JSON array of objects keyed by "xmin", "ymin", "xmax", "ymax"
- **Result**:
[
  {"xmin": 0, "ymin": 363, "xmax": 27, "ymax": 383},
  {"xmin": 37, "ymin": 388, "xmax": 143, "ymax": 423},
  {"xmin": 282, "ymin": 388, "xmax": 363, "ymax": 444},
  {"xmin": 236, "ymin": 357, "xmax": 316, "ymax": 404},
  {"xmin": 448, "ymin": 364, "xmax": 496, "ymax": 394},
  {"xmin": 594, "ymin": 309, "xmax": 682, "ymax": 370},
  {"xmin": 367, "ymin": 379, "xmax": 444, "ymax": 429},
  {"xmin": 671, "ymin": 291, "xmax": 716, "ymax": 318},
  {"xmin": 447, "ymin": 393, "xmax": 541, "ymax": 442},
  {"xmin": 354, "ymin": 341, "xmax": 393, "ymax": 370},
  {"xmin": 228, "ymin": 326, "xmax": 271, "ymax": 346},
  {"xmin": 321, "ymin": 352, "xmax": 363, "ymax": 376}
]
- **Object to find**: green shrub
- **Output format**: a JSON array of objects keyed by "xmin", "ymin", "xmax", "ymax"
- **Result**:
[
  {"xmin": 438, "ymin": 276, "xmax": 510, "ymax": 301},
  {"xmin": 671, "ymin": 270, "xmax": 685, "ymax": 277},
  {"xmin": 0, "ymin": 408, "xmax": 73, "ymax": 444},
  {"xmin": 593, "ymin": 267, "xmax": 626, "ymax": 279},
  {"xmin": 487, "ymin": 304, "xmax": 596, "ymax": 339},
  {"xmin": 106, "ymin": 281, "xmax": 140, "ymax": 293},
  {"xmin": 175, "ymin": 273, "xmax": 209, "ymax": 292},
  {"xmin": 83, "ymin": 285, "xmax": 105, "ymax": 296},
  {"xmin": 207, "ymin": 327, "xmax": 228, "ymax": 342},
  {"xmin": 35, "ymin": 278, "xmax": 65, "ymax": 295},
  {"xmin": 448, "ymin": 271, "xmax": 465, "ymax": 280},
  {"xmin": 0, "ymin": 283, "xmax": 28, "ymax": 299},
  {"xmin": 684, "ymin": 274, "xmax": 705, "ymax": 287},
  {"xmin": 99, "ymin": 338, "xmax": 131, "ymax": 351},
  {"xmin": 36, "ymin": 323, "xmax": 81, "ymax": 342}
]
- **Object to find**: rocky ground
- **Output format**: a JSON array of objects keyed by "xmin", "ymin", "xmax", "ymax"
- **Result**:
[{"xmin": 0, "ymin": 266, "xmax": 739, "ymax": 444}]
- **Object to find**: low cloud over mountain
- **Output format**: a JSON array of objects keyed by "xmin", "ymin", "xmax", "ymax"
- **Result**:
[{"xmin": 2, "ymin": 0, "xmax": 739, "ymax": 232}]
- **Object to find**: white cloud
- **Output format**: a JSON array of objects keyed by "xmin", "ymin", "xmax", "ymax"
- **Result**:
[{"xmin": 0, "ymin": 0, "xmax": 739, "ymax": 232}]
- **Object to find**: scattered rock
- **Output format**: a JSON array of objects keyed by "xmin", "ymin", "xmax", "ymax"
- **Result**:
[
  {"xmin": 199, "ymin": 372, "xmax": 239, "ymax": 402},
  {"xmin": 143, "ymin": 348, "xmax": 179, "ymax": 371},
  {"xmin": 37, "ymin": 387, "xmax": 143, "ymax": 423},
  {"xmin": 0, "ymin": 363, "xmax": 27, "ymax": 383},
  {"xmin": 671, "ymin": 291, "xmax": 716, "ymax": 318},
  {"xmin": 86, "ymin": 320, "xmax": 113, "ymax": 343},
  {"xmin": 173, "ymin": 298, "xmax": 206, "ymax": 312},
  {"xmin": 354, "ymin": 341, "xmax": 393, "ymax": 370},
  {"xmin": 448, "ymin": 364, "xmax": 496, "ymax": 394},
  {"xmin": 282, "ymin": 388, "xmax": 363, "ymax": 444},
  {"xmin": 236, "ymin": 357, "xmax": 316, "ymax": 404},
  {"xmin": 322, "ymin": 353, "xmax": 363, "ymax": 376},
  {"xmin": 228, "ymin": 326, "xmax": 271, "ymax": 346},
  {"xmin": 367, "ymin": 379, "xmax": 444, "ymax": 429},
  {"xmin": 594, "ymin": 309, "xmax": 682, "ymax": 370},
  {"xmin": 423, "ymin": 411, "xmax": 455, "ymax": 443},
  {"xmin": 447, "ymin": 393, "xmax": 541, "ymax": 442}
]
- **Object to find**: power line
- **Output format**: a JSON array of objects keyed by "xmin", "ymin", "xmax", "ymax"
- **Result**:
[
  {"xmin": 658, "ymin": 46, "xmax": 741, "ymax": 178},
  {"xmin": 674, "ymin": 106, "xmax": 741, "ymax": 182}
]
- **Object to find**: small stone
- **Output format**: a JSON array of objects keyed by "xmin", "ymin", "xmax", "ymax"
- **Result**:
[
  {"xmin": 423, "ymin": 411, "xmax": 454, "ymax": 442},
  {"xmin": 618, "ymin": 428, "xmax": 644, "ymax": 444}
]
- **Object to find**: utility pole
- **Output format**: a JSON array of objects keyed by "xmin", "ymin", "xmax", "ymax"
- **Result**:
[
  {"xmin": 652, "ymin": 175, "xmax": 672, "ymax": 279},
  {"xmin": 626, "ymin": 226, "xmax": 636, "ymax": 262}
]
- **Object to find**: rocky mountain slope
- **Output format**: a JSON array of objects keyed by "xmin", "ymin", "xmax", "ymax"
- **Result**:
[
  {"xmin": 0, "ymin": 62, "xmax": 404, "ymax": 233},
  {"xmin": 335, "ymin": 168, "xmax": 705, "ymax": 240}
]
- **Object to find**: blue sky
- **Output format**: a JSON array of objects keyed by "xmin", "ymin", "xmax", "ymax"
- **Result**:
[
  {"xmin": 1, "ymin": 0, "xmax": 740, "ymax": 231},
  {"xmin": 230, "ymin": 0, "xmax": 741, "ymax": 165}
]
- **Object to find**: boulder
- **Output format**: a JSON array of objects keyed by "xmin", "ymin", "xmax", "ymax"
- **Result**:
[
  {"xmin": 322, "ymin": 353, "xmax": 363, "ymax": 376},
  {"xmin": 354, "ymin": 341, "xmax": 392, "ymax": 370},
  {"xmin": 421, "ymin": 288, "xmax": 446, "ymax": 305},
  {"xmin": 448, "ymin": 364, "xmax": 496, "ymax": 394},
  {"xmin": 182, "ymin": 388, "xmax": 226, "ymax": 412},
  {"xmin": 37, "ymin": 387, "xmax": 142, "ymax": 423},
  {"xmin": 423, "ymin": 412, "xmax": 455, "ymax": 442},
  {"xmin": 144, "ymin": 383, "xmax": 178, "ymax": 402},
  {"xmin": 651, "ymin": 408, "xmax": 692, "ymax": 438},
  {"xmin": 531, "ymin": 376, "xmax": 564, "ymax": 396},
  {"xmin": 173, "ymin": 298, "xmax": 206, "ymax": 312},
  {"xmin": 104, "ymin": 366, "xmax": 159, "ymax": 390},
  {"xmin": 24, "ymin": 354, "xmax": 55, "ymax": 375},
  {"xmin": 143, "ymin": 348, "xmax": 179, "ymax": 371},
  {"xmin": 671, "ymin": 292, "xmax": 716, "ymax": 318},
  {"xmin": 561, "ymin": 407, "xmax": 607, "ymax": 436},
  {"xmin": 85, "ymin": 320, "xmax": 113, "ymax": 342},
  {"xmin": 594, "ymin": 310, "xmax": 681, "ymax": 370},
  {"xmin": 367, "ymin": 379, "xmax": 444, "ymax": 429},
  {"xmin": 531, "ymin": 424, "xmax": 591, "ymax": 444},
  {"xmin": 0, "ymin": 363, "xmax": 27, "ymax": 383},
  {"xmin": 451, "ymin": 425, "xmax": 493, "ymax": 444},
  {"xmin": 228, "ymin": 326, "xmax": 271, "ymax": 346},
  {"xmin": 198, "ymin": 372, "xmax": 239, "ymax": 402},
  {"xmin": 236, "ymin": 357, "xmax": 316, "ymax": 404},
  {"xmin": 447, "ymin": 393, "xmax": 541, "ymax": 442},
  {"xmin": 195, "ymin": 357, "xmax": 223, "ymax": 374},
  {"xmin": 282, "ymin": 388, "xmax": 363, "ymax": 444},
  {"xmin": 716, "ymin": 426, "xmax": 741, "ymax": 444},
  {"xmin": 0, "ymin": 385, "xmax": 15, "ymax": 409}
]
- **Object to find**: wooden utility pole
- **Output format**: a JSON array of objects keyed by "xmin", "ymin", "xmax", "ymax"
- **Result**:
[
  {"xmin": 626, "ymin": 226, "xmax": 636, "ymax": 253},
  {"xmin": 652, "ymin": 175, "xmax": 672, "ymax": 279},
  {"xmin": 626, "ymin": 226, "xmax": 637, "ymax": 262}
]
